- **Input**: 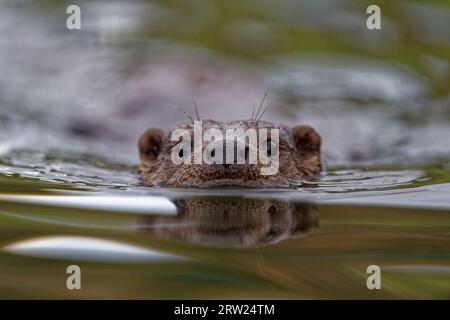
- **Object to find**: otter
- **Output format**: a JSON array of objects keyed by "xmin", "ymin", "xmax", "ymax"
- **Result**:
[
  {"xmin": 137, "ymin": 197, "xmax": 319, "ymax": 248},
  {"xmin": 138, "ymin": 120, "xmax": 321, "ymax": 188}
]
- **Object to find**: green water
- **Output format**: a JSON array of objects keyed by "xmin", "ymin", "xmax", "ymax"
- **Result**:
[{"xmin": 0, "ymin": 153, "xmax": 449, "ymax": 299}]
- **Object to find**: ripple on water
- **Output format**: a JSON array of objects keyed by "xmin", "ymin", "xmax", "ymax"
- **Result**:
[
  {"xmin": 0, "ymin": 150, "xmax": 431, "ymax": 194},
  {"xmin": 294, "ymin": 169, "xmax": 426, "ymax": 193}
]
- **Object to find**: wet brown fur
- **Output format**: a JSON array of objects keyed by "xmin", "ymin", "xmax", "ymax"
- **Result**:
[{"xmin": 138, "ymin": 120, "xmax": 321, "ymax": 188}]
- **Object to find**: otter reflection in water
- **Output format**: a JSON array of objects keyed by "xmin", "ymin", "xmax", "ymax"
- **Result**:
[{"xmin": 137, "ymin": 197, "xmax": 319, "ymax": 248}]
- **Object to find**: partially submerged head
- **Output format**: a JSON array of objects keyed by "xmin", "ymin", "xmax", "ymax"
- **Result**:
[{"xmin": 138, "ymin": 119, "xmax": 321, "ymax": 188}]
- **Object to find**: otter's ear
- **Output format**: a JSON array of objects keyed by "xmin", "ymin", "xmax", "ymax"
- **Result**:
[
  {"xmin": 292, "ymin": 125, "xmax": 321, "ymax": 153},
  {"xmin": 138, "ymin": 128, "xmax": 164, "ymax": 162}
]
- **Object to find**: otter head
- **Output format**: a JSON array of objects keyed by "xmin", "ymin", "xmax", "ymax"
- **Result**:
[{"xmin": 138, "ymin": 120, "xmax": 321, "ymax": 188}]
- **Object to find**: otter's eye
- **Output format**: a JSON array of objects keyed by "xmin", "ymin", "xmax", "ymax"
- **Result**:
[
  {"xmin": 267, "ymin": 140, "xmax": 272, "ymax": 156},
  {"xmin": 268, "ymin": 205, "xmax": 277, "ymax": 215},
  {"xmin": 172, "ymin": 142, "xmax": 191, "ymax": 164},
  {"xmin": 266, "ymin": 140, "xmax": 278, "ymax": 157}
]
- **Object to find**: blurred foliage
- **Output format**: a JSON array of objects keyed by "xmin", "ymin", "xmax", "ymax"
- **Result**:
[{"xmin": 37, "ymin": 0, "xmax": 450, "ymax": 95}]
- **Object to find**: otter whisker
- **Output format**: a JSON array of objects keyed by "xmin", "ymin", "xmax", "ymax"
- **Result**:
[
  {"xmin": 257, "ymin": 102, "xmax": 273, "ymax": 122},
  {"xmin": 194, "ymin": 101, "xmax": 201, "ymax": 121},
  {"xmin": 251, "ymin": 104, "xmax": 256, "ymax": 121},
  {"xmin": 171, "ymin": 104, "xmax": 194, "ymax": 122},
  {"xmin": 255, "ymin": 81, "xmax": 274, "ymax": 121}
]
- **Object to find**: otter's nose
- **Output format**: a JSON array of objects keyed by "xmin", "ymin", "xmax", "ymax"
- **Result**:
[
  {"xmin": 225, "ymin": 139, "xmax": 249, "ymax": 165},
  {"xmin": 206, "ymin": 138, "xmax": 250, "ymax": 166}
]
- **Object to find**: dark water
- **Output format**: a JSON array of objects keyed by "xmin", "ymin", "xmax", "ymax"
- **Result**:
[{"xmin": 0, "ymin": 0, "xmax": 449, "ymax": 299}]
